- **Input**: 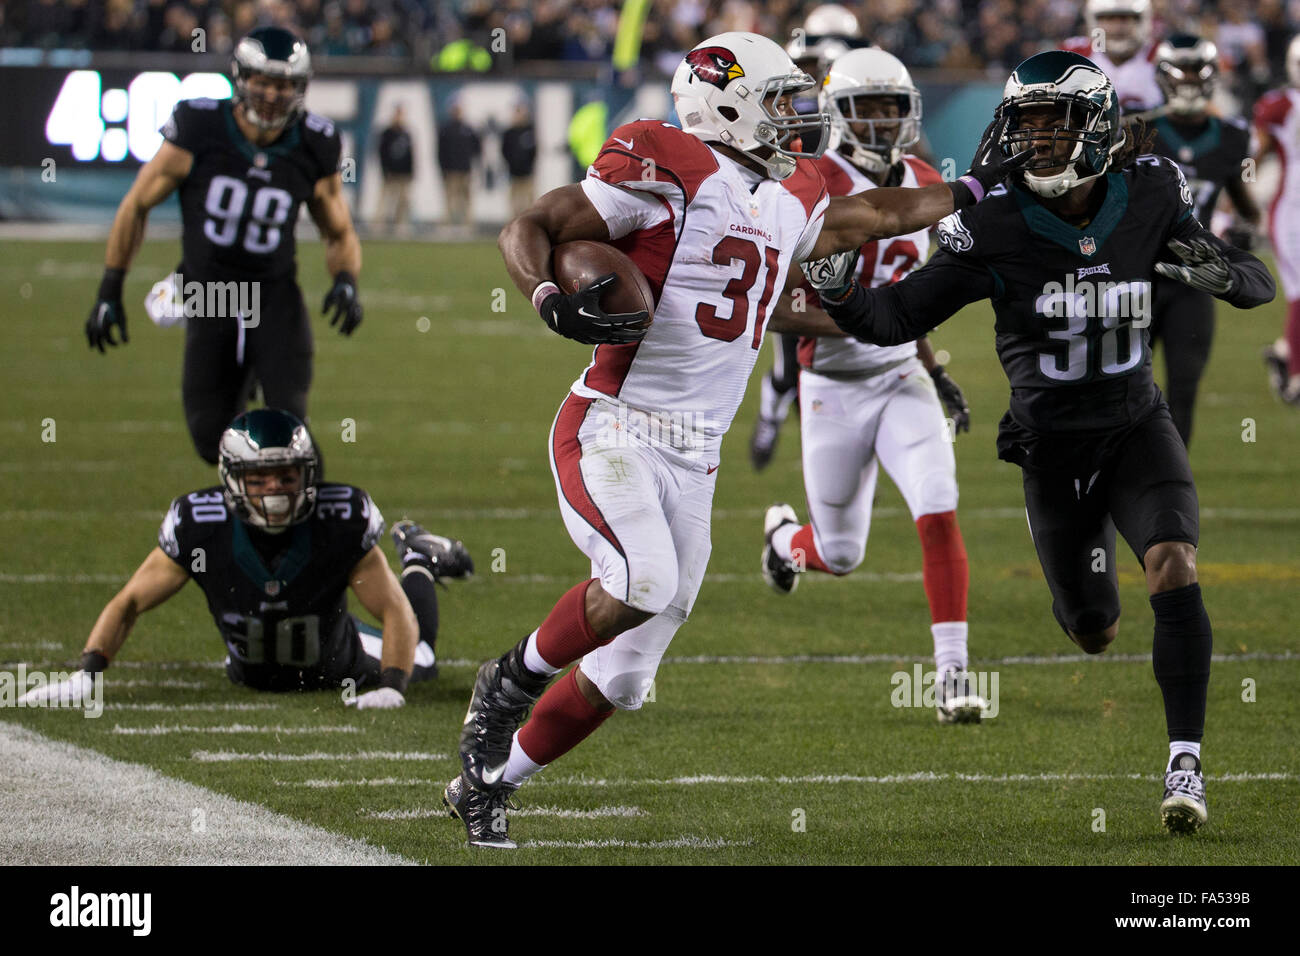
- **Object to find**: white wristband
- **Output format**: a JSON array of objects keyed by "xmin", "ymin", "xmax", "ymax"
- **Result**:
[{"xmin": 532, "ymin": 281, "xmax": 561, "ymax": 314}]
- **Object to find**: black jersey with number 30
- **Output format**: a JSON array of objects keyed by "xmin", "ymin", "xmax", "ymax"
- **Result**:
[
  {"xmin": 162, "ymin": 98, "xmax": 341, "ymax": 282},
  {"xmin": 157, "ymin": 482, "xmax": 384, "ymax": 690},
  {"xmin": 829, "ymin": 155, "xmax": 1274, "ymax": 434}
]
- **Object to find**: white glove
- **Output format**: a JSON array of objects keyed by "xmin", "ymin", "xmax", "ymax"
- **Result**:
[
  {"xmin": 18, "ymin": 670, "xmax": 95, "ymax": 706},
  {"xmin": 346, "ymin": 686, "xmax": 406, "ymax": 710},
  {"xmin": 800, "ymin": 248, "xmax": 860, "ymax": 298},
  {"xmin": 1154, "ymin": 237, "xmax": 1234, "ymax": 295}
]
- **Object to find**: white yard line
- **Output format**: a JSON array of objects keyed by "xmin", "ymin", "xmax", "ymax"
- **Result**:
[
  {"xmin": 191, "ymin": 750, "xmax": 449, "ymax": 762},
  {"xmin": 362, "ymin": 805, "xmax": 646, "ymax": 820},
  {"xmin": 275, "ymin": 777, "xmax": 439, "ymax": 788},
  {"xmin": 529, "ymin": 771, "xmax": 1298, "ymax": 787},
  {"xmin": 520, "ymin": 836, "xmax": 749, "ymax": 850},
  {"xmin": 107, "ymin": 703, "xmax": 282, "ymax": 712},
  {"xmin": 0, "ymin": 722, "xmax": 410, "ymax": 865},
  {"xmin": 112, "ymin": 724, "xmax": 359, "ymax": 736}
]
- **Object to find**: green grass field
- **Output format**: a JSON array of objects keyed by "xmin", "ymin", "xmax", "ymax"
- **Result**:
[{"xmin": 2, "ymin": 238, "xmax": 1297, "ymax": 865}]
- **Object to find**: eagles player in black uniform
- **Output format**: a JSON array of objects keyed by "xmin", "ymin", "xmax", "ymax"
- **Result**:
[
  {"xmin": 24, "ymin": 410, "xmax": 472, "ymax": 707},
  {"xmin": 805, "ymin": 51, "xmax": 1275, "ymax": 834},
  {"xmin": 84, "ymin": 27, "xmax": 364, "ymax": 464},
  {"xmin": 1142, "ymin": 34, "xmax": 1262, "ymax": 445}
]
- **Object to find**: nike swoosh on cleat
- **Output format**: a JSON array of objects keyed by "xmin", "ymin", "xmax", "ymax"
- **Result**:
[{"xmin": 480, "ymin": 763, "xmax": 506, "ymax": 786}]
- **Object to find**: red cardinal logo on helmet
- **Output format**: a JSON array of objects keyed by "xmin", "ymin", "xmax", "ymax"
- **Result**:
[{"xmin": 686, "ymin": 46, "xmax": 746, "ymax": 90}]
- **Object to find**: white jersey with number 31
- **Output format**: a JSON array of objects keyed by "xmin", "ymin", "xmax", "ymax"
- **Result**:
[{"xmin": 574, "ymin": 120, "xmax": 828, "ymax": 449}]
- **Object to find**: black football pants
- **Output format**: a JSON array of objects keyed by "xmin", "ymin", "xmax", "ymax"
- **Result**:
[
  {"xmin": 1021, "ymin": 408, "xmax": 1200, "ymax": 636},
  {"xmin": 1149, "ymin": 277, "xmax": 1214, "ymax": 447},
  {"xmin": 181, "ymin": 276, "xmax": 314, "ymax": 463}
]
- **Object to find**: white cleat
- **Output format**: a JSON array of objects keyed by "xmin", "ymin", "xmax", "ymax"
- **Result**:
[
  {"xmin": 761, "ymin": 503, "xmax": 802, "ymax": 594},
  {"xmin": 937, "ymin": 669, "xmax": 987, "ymax": 724}
]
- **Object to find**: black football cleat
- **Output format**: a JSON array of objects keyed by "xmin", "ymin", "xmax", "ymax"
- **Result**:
[
  {"xmin": 459, "ymin": 640, "xmax": 549, "ymax": 792},
  {"xmin": 1161, "ymin": 753, "xmax": 1208, "ymax": 834},
  {"xmin": 444, "ymin": 773, "xmax": 518, "ymax": 849},
  {"xmin": 390, "ymin": 519, "xmax": 474, "ymax": 581},
  {"xmin": 761, "ymin": 503, "xmax": 802, "ymax": 594},
  {"xmin": 749, "ymin": 416, "xmax": 782, "ymax": 471}
]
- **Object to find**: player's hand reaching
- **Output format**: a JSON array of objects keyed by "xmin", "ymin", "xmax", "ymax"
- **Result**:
[
  {"xmin": 1155, "ymin": 237, "xmax": 1235, "ymax": 295},
  {"xmin": 346, "ymin": 687, "xmax": 406, "ymax": 710},
  {"xmin": 930, "ymin": 365, "xmax": 970, "ymax": 434},
  {"xmin": 86, "ymin": 268, "xmax": 129, "ymax": 352},
  {"xmin": 538, "ymin": 273, "xmax": 651, "ymax": 345},
  {"xmin": 801, "ymin": 248, "xmax": 860, "ymax": 302},
  {"xmin": 323, "ymin": 271, "xmax": 363, "ymax": 335},
  {"xmin": 949, "ymin": 114, "xmax": 1033, "ymax": 209}
]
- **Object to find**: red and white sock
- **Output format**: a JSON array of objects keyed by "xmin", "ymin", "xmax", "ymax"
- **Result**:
[
  {"xmin": 523, "ymin": 578, "xmax": 606, "ymax": 675},
  {"xmin": 916, "ymin": 511, "xmax": 969, "ymax": 671},
  {"xmin": 776, "ymin": 524, "xmax": 837, "ymax": 574},
  {"xmin": 506, "ymin": 668, "xmax": 612, "ymax": 787}
]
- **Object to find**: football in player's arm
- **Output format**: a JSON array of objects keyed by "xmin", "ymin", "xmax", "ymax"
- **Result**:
[
  {"xmin": 806, "ymin": 51, "xmax": 1274, "ymax": 833},
  {"xmin": 84, "ymin": 26, "xmax": 363, "ymax": 464},
  {"xmin": 21, "ymin": 410, "xmax": 472, "ymax": 710}
]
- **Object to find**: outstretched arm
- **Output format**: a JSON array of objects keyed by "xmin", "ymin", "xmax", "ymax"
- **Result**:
[
  {"xmin": 84, "ymin": 547, "xmax": 191, "ymax": 665},
  {"xmin": 820, "ymin": 249, "xmax": 996, "ymax": 345},
  {"xmin": 348, "ymin": 545, "xmax": 419, "ymax": 681}
]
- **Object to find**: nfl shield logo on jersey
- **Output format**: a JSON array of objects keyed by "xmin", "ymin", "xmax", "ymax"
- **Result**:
[
  {"xmin": 265, "ymin": 580, "xmax": 281, "ymax": 597},
  {"xmin": 1078, "ymin": 236, "xmax": 1097, "ymax": 256}
]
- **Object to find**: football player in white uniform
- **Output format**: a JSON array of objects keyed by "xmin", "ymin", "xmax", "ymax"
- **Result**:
[
  {"xmin": 759, "ymin": 49, "xmax": 985, "ymax": 724},
  {"xmin": 1256, "ymin": 36, "xmax": 1300, "ymax": 405},
  {"xmin": 1061, "ymin": 0, "xmax": 1162, "ymax": 113},
  {"xmin": 750, "ymin": 3, "xmax": 867, "ymax": 470},
  {"xmin": 443, "ymin": 32, "xmax": 1028, "ymax": 847}
]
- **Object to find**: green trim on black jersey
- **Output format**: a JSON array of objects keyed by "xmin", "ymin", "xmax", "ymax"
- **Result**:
[
  {"xmin": 232, "ymin": 519, "xmax": 313, "ymax": 591},
  {"xmin": 1013, "ymin": 173, "xmax": 1128, "ymax": 259},
  {"xmin": 1154, "ymin": 116, "xmax": 1221, "ymax": 161},
  {"xmin": 221, "ymin": 100, "xmax": 303, "ymax": 166}
]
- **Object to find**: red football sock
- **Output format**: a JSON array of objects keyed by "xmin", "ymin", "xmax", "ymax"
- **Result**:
[
  {"xmin": 516, "ymin": 668, "xmax": 613, "ymax": 766},
  {"xmin": 790, "ymin": 524, "xmax": 837, "ymax": 574},
  {"xmin": 534, "ymin": 578, "xmax": 605, "ymax": 669},
  {"xmin": 1287, "ymin": 300, "xmax": 1300, "ymax": 376},
  {"xmin": 916, "ymin": 511, "xmax": 968, "ymax": 623}
]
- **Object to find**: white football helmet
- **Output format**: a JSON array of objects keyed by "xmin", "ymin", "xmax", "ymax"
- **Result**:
[
  {"xmin": 1085, "ymin": 0, "xmax": 1152, "ymax": 60},
  {"xmin": 672, "ymin": 32, "xmax": 828, "ymax": 180},
  {"xmin": 822, "ymin": 48, "xmax": 922, "ymax": 175},
  {"xmin": 1288, "ymin": 35, "xmax": 1300, "ymax": 88},
  {"xmin": 803, "ymin": 4, "xmax": 862, "ymax": 40}
]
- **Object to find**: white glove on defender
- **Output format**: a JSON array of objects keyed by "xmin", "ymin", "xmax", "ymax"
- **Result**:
[
  {"xmin": 800, "ymin": 249, "xmax": 860, "ymax": 297},
  {"xmin": 346, "ymin": 687, "xmax": 406, "ymax": 710},
  {"xmin": 18, "ymin": 670, "xmax": 96, "ymax": 706}
]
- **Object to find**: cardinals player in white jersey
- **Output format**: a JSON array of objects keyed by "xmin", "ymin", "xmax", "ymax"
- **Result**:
[
  {"xmin": 758, "ymin": 48, "xmax": 985, "ymax": 724},
  {"xmin": 1061, "ymin": 0, "xmax": 1162, "ymax": 113},
  {"xmin": 1257, "ymin": 36, "xmax": 1300, "ymax": 405},
  {"xmin": 441, "ymin": 32, "xmax": 1027, "ymax": 847}
]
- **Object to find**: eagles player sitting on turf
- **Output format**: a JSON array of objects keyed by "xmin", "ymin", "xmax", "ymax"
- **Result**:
[
  {"xmin": 19, "ymin": 410, "xmax": 472, "ymax": 708},
  {"xmin": 83, "ymin": 26, "xmax": 364, "ymax": 464},
  {"xmin": 760, "ymin": 48, "xmax": 985, "ymax": 724},
  {"xmin": 805, "ymin": 52, "xmax": 1275, "ymax": 833},
  {"xmin": 1142, "ymin": 34, "xmax": 1261, "ymax": 445}
]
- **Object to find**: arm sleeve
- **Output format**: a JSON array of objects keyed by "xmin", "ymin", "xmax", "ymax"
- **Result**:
[
  {"xmin": 823, "ymin": 247, "xmax": 996, "ymax": 345},
  {"xmin": 1168, "ymin": 215, "xmax": 1277, "ymax": 308},
  {"xmin": 580, "ymin": 176, "xmax": 672, "ymax": 241},
  {"xmin": 160, "ymin": 101, "xmax": 205, "ymax": 154},
  {"xmin": 157, "ymin": 499, "xmax": 188, "ymax": 569}
]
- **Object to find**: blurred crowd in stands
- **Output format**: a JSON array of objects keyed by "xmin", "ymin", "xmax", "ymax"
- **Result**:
[{"xmin": 4, "ymin": 0, "xmax": 1298, "ymax": 86}]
